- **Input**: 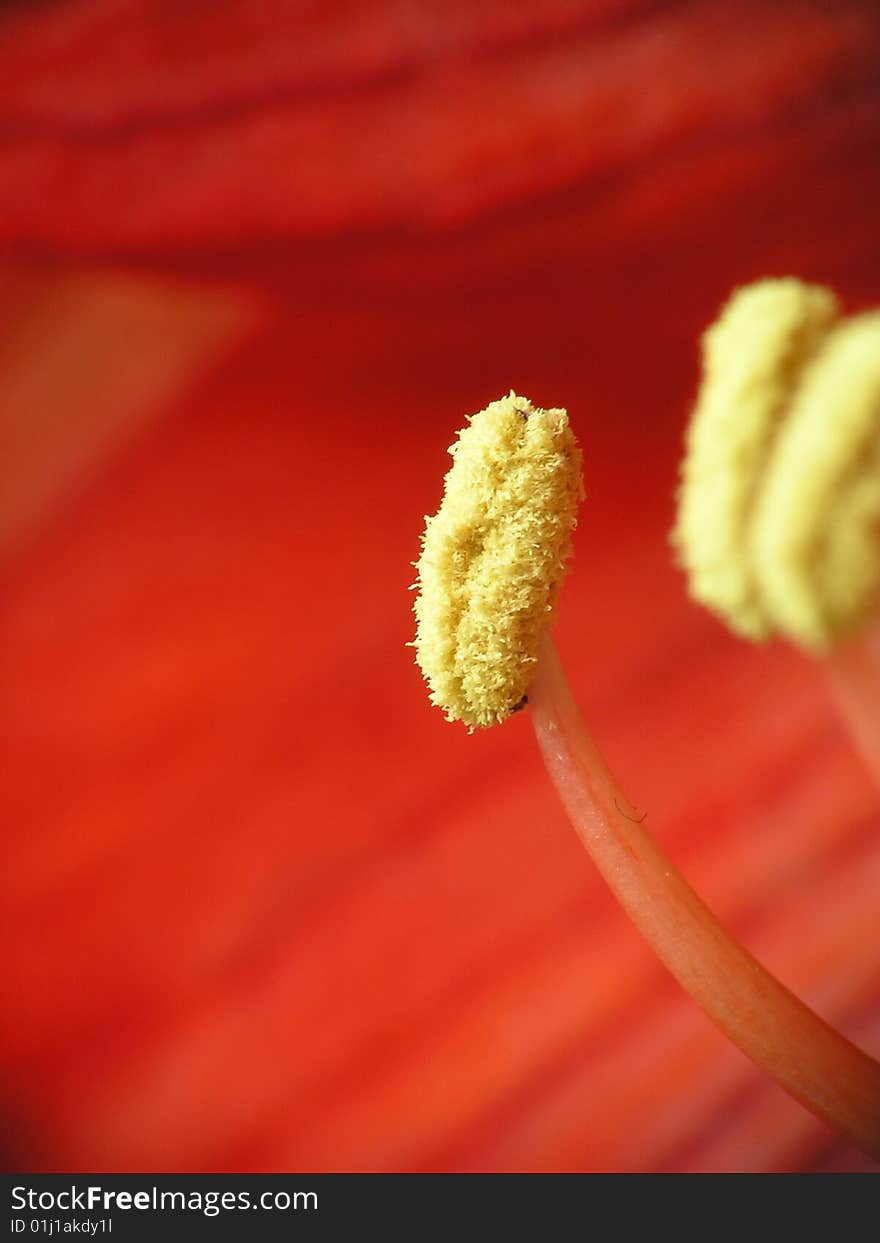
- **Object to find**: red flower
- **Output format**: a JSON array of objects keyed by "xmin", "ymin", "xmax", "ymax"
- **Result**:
[{"xmin": 1, "ymin": 0, "xmax": 879, "ymax": 1170}]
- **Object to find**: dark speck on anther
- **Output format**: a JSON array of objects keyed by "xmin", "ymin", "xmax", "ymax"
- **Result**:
[{"xmin": 511, "ymin": 694, "xmax": 529, "ymax": 713}]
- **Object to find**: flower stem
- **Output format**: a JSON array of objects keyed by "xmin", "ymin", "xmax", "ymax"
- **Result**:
[{"xmin": 529, "ymin": 629, "xmax": 880, "ymax": 1162}]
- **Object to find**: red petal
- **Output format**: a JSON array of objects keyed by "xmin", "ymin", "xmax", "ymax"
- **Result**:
[
  {"xmin": 3, "ymin": 1, "xmax": 880, "ymax": 1173},
  {"xmin": 0, "ymin": 1, "xmax": 877, "ymax": 250}
]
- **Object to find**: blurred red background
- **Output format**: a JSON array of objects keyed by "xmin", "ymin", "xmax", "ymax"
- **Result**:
[{"xmin": 1, "ymin": 0, "xmax": 879, "ymax": 1171}]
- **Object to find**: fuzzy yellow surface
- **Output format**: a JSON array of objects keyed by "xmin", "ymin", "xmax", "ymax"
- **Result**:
[
  {"xmin": 412, "ymin": 392, "xmax": 583, "ymax": 729},
  {"xmin": 674, "ymin": 279, "xmax": 839, "ymax": 639},
  {"xmin": 675, "ymin": 278, "xmax": 880, "ymax": 651},
  {"xmin": 753, "ymin": 312, "xmax": 880, "ymax": 650}
]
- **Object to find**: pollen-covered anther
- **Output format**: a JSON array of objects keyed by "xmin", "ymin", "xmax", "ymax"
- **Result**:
[
  {"xmin": 412, "ymin": 391, "xmax": 584, "ymax": 728},
  {"xmin": 674, "ymin": 278, "xmax": 880, "ymax": 652}
]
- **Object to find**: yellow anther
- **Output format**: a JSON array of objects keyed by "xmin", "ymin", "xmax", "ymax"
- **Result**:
[
  {"xmin": 675, "ymin": 278, "xmax": 880, "ymax": 651},
  {"xmin": 412, "ymin": 391, "xmax": 584, "ymax": 729},
  {"xmin": 752, "ymin": 312, "xmax": 880, "ymax": 650},
  {"xmin": 674, "ymin": 278, "xmax": 839, "ymax": 640}
]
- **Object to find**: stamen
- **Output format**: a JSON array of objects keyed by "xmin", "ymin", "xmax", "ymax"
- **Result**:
[
  {"xmin": 412, "ymin": 391, "xmax": 583, "ymax": 730},
  {"xmin": 411, "ymin": 390, "xmax": 880, "ymax": 1161},
  {"xmin": 752, "ymin": 311, "xmax": 880, "ymax": 650},
  {"xmin": 675, "ymin": 279, "xmax": 880, "ymax": 652}
]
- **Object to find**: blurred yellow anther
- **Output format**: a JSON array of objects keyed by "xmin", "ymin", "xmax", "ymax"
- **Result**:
[
  {"xmin": 674, "ymin": 278, "xmax": 880, "ymax": 651},
  {"xmin": 412, "ymin": 391, "xmax": 583, "ymax": 729}
]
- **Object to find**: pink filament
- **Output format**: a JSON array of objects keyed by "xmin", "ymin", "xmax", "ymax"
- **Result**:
[
  {"xmin": 826, "ymin": 620, "xmax": 880, "ymax": 786},
  {"xmin": 529, "ymin": 630, "xmax": 880, "ymax": 1162}
]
